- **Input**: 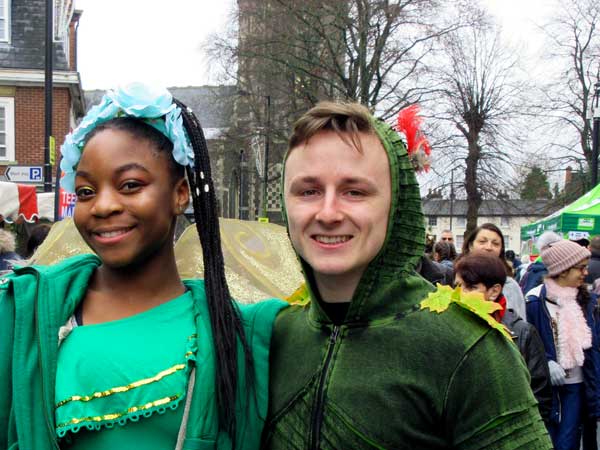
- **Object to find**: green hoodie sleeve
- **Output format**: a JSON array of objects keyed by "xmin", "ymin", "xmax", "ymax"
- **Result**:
[{"xmin": 445, "ymin": 329, "xmax": 552, "ymax": 450}]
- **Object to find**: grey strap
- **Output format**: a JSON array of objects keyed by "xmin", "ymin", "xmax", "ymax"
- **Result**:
[{"xmin": 175, "ymin": 366, "xmax": 196, "ymax": 450}]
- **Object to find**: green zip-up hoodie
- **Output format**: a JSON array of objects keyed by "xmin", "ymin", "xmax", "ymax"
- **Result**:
[
  {"xmin": 0, "ymin": 253, "xmax": 286, "ymax": 450},
  {"xmin": 262, "ymin": 120, "xmax": 552, "ymax": 449}
]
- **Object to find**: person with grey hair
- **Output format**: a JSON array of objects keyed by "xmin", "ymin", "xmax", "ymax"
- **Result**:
[
  {"xmin": 439, "ymin": 229, "xmax": 454, "ymax": 244},
  {"xmin": 0, "ymin": 228, "xmax": 21, "ymax": 273},
  {"xmin": 520, "ymin": 231, "xmax": 563, "ymax": 295},
  {"xmin": 585, "ymin": 235, "xmax": 600, "ymax": 285}
]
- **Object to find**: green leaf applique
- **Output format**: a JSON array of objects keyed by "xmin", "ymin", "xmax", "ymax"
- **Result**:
[{"xmin": 421, "ymin": 284, "xmax": 512, "ymax": 340}]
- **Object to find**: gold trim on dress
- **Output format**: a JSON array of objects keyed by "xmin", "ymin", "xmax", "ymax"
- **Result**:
[
  {"xmin": 56, "ymin": 364, "xmax": 186, "ymax": 408},
  {"xmin": 56, "ymin": 394, "xmax": 181, "ymax": 428}
]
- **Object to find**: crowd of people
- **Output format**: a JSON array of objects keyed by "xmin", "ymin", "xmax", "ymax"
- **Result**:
[
  {"xmin": 1, "ymin": 83, "xmax": 595, "ymax": 449},
  {"xmin": 0, "ymin": 223, "xmax": 50, "ymax": 274},
  {"xmin": 425, "ymin": 227, "xmax": 600, "ymax": 450}
]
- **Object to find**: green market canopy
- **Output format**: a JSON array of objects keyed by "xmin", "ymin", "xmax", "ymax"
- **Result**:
[{"xmin": 521, "ymin": 184, "xmax": 600, "ymax": 253}]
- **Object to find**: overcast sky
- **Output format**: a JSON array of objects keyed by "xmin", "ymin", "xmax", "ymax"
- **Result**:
[
  {"xmin": 74, "ymin": 0, "xmax": 556, "ymax": 91},
  {"xmin": 74, "ymin": 0, "xmax": 236, "ymax": 90}
]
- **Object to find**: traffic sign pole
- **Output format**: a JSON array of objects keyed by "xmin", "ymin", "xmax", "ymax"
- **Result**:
[{"xmin": 44, "ymin": 0, "xmax": 53, "ymax": 193}]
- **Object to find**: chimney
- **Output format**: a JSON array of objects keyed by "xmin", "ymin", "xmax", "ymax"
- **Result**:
[
  {"xmin": 565, "ymin": 166, "xmax": 573, "ymax": 187},
  {"xmin": 68, "ymin": 10, "xmax": 83, "ymax": 71}
]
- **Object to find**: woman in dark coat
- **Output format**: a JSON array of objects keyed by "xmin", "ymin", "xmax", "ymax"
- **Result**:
[{"xmin": 454, "ymin": 252, "xmax": 552, "ymax": 424}]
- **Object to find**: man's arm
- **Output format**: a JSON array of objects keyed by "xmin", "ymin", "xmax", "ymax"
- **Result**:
[{"xmin": 444, "ymin": 329, "xmax": 552, "ymax": 450}]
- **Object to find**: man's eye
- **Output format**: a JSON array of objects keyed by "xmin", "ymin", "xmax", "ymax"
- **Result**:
[
  {"xmin": 347, "ymin": 190, "xmax": 364, "ymax": 197},
  {"xmin": 301, "ymin": 189, "xmax": 319, "ymax": 196}
]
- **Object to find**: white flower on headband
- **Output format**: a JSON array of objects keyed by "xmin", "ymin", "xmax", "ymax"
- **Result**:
[{"xmin": 59, "ymin": 82, "xmax": 194, "ymax": 192}]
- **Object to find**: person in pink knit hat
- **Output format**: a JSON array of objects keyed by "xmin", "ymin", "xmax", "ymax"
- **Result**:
[{"xmin": 526, "ymin": 238, "xmax": 600, "ymax": 450}]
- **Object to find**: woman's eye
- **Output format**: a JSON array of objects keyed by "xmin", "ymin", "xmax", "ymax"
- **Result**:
[
  {"xmin": 121, "ymin": 181, "xmax": 143, "ymax": 192},
  {"xmin": 75, "ymin": 187, "xmax": 95, "ymax": 199}
]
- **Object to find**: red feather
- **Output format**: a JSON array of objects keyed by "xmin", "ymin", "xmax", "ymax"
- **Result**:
[{"xmin": 396, "ymin": 104, "xmax": 431, "ymax": 157}]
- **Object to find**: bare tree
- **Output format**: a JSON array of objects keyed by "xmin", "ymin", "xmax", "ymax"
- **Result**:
[
  {"xmin": 540, "ymin": 0, "xmax": 600, "ymax": 181},
  {"xmin": 208, "ymin": 0, "xmax": 482, "ymax": 120},
  {"xmin": 431, "ymin": 23, "xmax": 528, "ymax": 237},
  {"xmin": 205, "ymin": 0, "xmax": 483, "ymax": 221}
]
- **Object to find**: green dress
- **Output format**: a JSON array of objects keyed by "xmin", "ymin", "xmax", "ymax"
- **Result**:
[{"xmin": 55, "ymin": 291, "xmax": 196, "ymax": 449}]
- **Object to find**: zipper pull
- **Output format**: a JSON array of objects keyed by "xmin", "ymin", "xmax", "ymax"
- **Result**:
[{"xmin": 330, "ymin": 326, "xmax": 340, "ymax": 344}]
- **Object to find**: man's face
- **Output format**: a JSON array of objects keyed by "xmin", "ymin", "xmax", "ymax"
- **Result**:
[
  {"xmin": 284, "ymin": 130, "xmax": 391, "ymax": 290},
  {"xmin": 440, "ymin": 231, "xmax": 454, "ymax": 244}
]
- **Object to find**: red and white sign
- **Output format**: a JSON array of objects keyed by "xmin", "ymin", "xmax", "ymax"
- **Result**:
[{"xmin": 0, "ymin": 181, "xmax": 39, "ymax": 222}]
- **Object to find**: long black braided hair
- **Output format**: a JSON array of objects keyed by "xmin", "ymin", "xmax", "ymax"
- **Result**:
[
  {"xmin": 81, "ymin": 100, "xmax": 252, "ymax": 443},
  {"xmin": 174, "ymin": 99, "xmax": 254, "ymax": 443}
]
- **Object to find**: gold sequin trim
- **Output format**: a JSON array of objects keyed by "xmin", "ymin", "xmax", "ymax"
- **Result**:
[
  {"xmin": 56, "ymin": 364, "xmax": 186, "ymax": 408},
  {"xmin": 56, "ymin": 394, "xmax": 181, "ymax": 428}
]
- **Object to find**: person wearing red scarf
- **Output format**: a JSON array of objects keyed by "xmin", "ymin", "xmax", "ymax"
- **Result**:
[{"xmin": 455, "ymin": 252, "xmax": 552, "ymax": 425}]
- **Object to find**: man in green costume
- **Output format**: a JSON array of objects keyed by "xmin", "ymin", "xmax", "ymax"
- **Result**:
[{"xmin": 262, "ymin": 102, "xmax": 552, "ymax": 449}]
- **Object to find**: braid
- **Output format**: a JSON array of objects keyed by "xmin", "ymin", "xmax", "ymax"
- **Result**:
[{"xmin": 174, "ymin": 99, "xmax": 253, "ymax": 444}]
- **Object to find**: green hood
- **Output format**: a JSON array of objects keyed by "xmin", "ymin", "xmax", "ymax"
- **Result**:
[{"xmin": 281, "ymin": 117, "xmax": 427, "ymax": 322}]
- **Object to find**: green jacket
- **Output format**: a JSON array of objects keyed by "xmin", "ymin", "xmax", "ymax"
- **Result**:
[
  {"xmin": 262, "ymin": 120, "xmax": 552, "ymax": 449},
  {"xmin": 0, "ymin": 254, "xmax": 286, "ymax": 450}
]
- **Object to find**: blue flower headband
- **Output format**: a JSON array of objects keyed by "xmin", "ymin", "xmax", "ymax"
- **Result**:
[{"xmin": 60, "ymin": 82, "xmax": 194, "ymax": 192}]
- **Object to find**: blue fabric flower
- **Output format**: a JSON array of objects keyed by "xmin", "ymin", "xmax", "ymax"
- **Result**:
[
  {"xmin": 59, "ymin": 82, "xmax": 194, "ymax": 193},
  {"xmin": 106, "ymin": 82, "xmax": 175, "ymax": 118},
  {"xmin": 165, "ymin": 109, "xmax": 194, "ymax": 167}
]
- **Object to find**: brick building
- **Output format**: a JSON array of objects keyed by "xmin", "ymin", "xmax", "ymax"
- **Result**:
[{"xmin": 0, "ymin": 0, "xmax": 85, "ymax": 180}]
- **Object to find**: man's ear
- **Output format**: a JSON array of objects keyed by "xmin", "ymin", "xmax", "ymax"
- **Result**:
[
  {"xmin": 173, "ymin": 178, "xmax": 190, "ymax": 214},
  {"xmin": 487, "ymin": 283, "xmax": 503, "ymax": 302}
]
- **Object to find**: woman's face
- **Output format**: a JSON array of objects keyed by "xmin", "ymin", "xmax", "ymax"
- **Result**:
[
  {"xmin": 558, "ymin": 258, "xmax": 590, "ymax": 288},
  {"xmin": 471, "ymin": 229, "xmax": 503, "ymax": 257},
  {"xmin": 73, "ymin": 129, "xmax": 189, "ymax": 270}
]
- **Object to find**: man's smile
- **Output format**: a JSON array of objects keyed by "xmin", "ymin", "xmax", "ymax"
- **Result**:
[{"xmin": 312, "ymin": 235, "xmax": 353, "ymax": 245}]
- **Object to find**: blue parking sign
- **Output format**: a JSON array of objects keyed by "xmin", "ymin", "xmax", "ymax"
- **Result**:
[{"xmin": 30, "ymin": 167, "xmax": 42, "ymax": 181}]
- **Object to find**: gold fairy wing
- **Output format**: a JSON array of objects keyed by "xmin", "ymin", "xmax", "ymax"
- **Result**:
[
  {"xmin": 175, "ymin": 218, "xmax": 303, "ymax": 303},
  {"xmin": 30, "ymin": 218, "xmax": 93, "ymax": 266},
  {"xmin": 29, "ymin": 218, "xmax": 303, "ymax": 304}
]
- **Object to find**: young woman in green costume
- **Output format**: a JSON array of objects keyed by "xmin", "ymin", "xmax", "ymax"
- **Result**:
[{"xmin": 0, "ymin": 83, "xmax": 286, "ymax": 450}]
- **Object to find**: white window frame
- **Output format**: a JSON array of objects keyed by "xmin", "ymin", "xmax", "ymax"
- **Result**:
[
  {"xmin": 428, "ymin": 216, "xmax": 437, "ymax": 227},
  {"xmin": 0, "ymin": 97, "xmax": 16, "ymax": 162},
  {"xmin": 0, "ymin": 0, "xmax": 10, "ymax": 43},
  {"xmin": 53, "ymin": 0, "xmax": 74, "ymax": 61}
]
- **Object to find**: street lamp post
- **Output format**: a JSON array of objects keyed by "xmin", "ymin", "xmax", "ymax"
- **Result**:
[
  {"xmin": 237, "ymin": 90, "xmax": 271, "ymax": 220},
  {"xmin": 261, "ymin": 95, "xmax": 271, "ymax": 219},
  {"xmin": 449, "ymin": 168, "xmax": 455, "ymax": 231},
  {"xmin": 592, "ymin": 81, "xmax": 600, "ymax": 187},
  {"xmin": 44, "ymin": 0, "xmax": 53, "ymax": 193},
  {"xmin": 239, "ymin": 149, "xmax": 246, "ymax": 220}
]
